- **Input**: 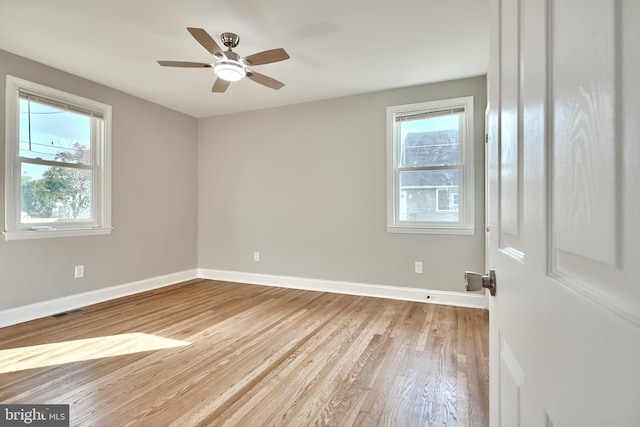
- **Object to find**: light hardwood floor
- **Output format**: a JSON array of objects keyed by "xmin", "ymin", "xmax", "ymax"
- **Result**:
[{"xmin": 0, "ymin": 279, "xmax": 489, "ymax": 426}]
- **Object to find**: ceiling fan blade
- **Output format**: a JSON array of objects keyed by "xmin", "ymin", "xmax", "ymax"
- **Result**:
[
  {"xmin": 187, "ymin": 27, "xmax": 225, "ymax": 58},
  {"xmin": 243, "ymin": 48, "xmax": 290, "ymax": 66},
  {"xmin": 212, "ymin": 78, "xmax": 231, "ymax": 93},
  {"xmin": 246, "ymin": 71, "xmax": 285, "ymax": 90},
  {"xmin": 158, "ymin": 61, "xmax": 212, "ymax": 68}
]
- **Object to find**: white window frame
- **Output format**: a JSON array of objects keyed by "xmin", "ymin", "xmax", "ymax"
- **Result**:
[
  {"xmin": 3, "ymin": 75, "xmax": 112, "ymax": 240},
  {"xmin": 386, "ymin": 96, "xmax": 475, "ymax": 235}
]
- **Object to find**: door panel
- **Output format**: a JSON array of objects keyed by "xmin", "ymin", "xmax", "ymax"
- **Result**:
[
  {"xmin": 498, "ymin": 0, "xmax": 524, "ymax": 257},
  {"xmin": 549, "ymin": 0, "xmax": 640, "ymax": 324},
  {"xmin": 488, "ymin": 0, "xmax": 640, "ymax": 426},
  {"xmin": 499, "ymin": 337, "xmax": 524, "ymax": 426},
  {"xmin": 551, "ymin": 0, "xmax": 617, "ymax": 267}
]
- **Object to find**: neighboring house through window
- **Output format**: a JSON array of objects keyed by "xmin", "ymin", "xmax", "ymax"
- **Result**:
[
  {"xmin": 3, "ymin": 76, "xmax": 112, "ymax": 240},
  {"xmin": 436, "ymin": 188, "xmax": 459, "ymax": 212},
  {"xmin": 387, "ymin": 96, "xmax": 474, "ymax": 234}
]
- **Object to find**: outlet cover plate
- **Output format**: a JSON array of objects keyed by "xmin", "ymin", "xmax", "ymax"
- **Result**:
[
  {"xmin": 74, "ymin": 265, "xmax": 84, "ymax": 278},
  {"xmin": 415, "ymin": 261, "xmax": 423, "ymax": 274}
]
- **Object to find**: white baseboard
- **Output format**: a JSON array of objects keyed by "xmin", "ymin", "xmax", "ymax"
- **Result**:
[
  {"xmin": 0, "ymin": 268, "xmax": 486, "ymax": 329},
  {"xmin": 0, "ymin": 269, "xmax": 198, "ymax": 328},
  {"xmin": 198, "ymin": 268, "xmax": 487, "ymax": 310}
]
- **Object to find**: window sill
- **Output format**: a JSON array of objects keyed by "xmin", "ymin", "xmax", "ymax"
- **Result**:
[
  {"xmin": 387, "ymin": 225, "xmax": 475, "ymax": 235},
  {"xmin": 3, "ymin": 227, "xmax": 113, "ymax": 241}
]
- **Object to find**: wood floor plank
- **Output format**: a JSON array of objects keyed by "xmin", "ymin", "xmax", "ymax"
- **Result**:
[{"xmin": 0, "ymin": 280, "xmax": 489, "ymax": 426}]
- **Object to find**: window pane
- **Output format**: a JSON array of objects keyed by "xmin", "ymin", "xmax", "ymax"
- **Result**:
[
  {"xmin": 399, "ymin": 170, "xmax": 459, "ymax": 222},
  {"xmin": 21, "ymin": 163, "xmax": 93, "ymax": 224},
  {"xmin": 19, "ymin": 98, "xmax": 92, "ymax": 164},
  {"xmin": 399, "ymin": 114, "xmax": 461, "ymax": 167}
]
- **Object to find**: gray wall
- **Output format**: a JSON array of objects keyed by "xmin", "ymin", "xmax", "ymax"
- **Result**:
[
  {"xmin": 0, "ymin": 49, "xmax": 198, "ymax": 310},
  {"xmin": 0, "ymin": 50, "xmax": 485, "ymax": 312},
  {"xmin": 198, "ymin": 76, "xmax": 486, "ymax": 292}
]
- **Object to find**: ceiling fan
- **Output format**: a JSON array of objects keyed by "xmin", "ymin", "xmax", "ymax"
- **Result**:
[{"xmin": 158, "ymin": 27, "xmax": 290, "ymax": 93}]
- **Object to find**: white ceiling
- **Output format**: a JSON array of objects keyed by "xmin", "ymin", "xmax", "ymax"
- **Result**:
[{"xmin": 0, "ymin": 0, "xmax": 489, "ymax": 119}]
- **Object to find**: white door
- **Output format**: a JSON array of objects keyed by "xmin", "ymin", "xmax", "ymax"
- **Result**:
[{"xmin": 487, "ymin": 0, "xmax": 640, "ymax": 426}]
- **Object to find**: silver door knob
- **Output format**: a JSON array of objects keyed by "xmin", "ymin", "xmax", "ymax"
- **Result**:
[{"xmin": 465, "ymin": 269, "xmax": 497, "ymax": 296}]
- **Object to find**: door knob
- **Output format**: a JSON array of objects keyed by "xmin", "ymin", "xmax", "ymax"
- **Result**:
[{"xmin": 465, "ymin": 269, "xmax": 497, "ymax": 296}]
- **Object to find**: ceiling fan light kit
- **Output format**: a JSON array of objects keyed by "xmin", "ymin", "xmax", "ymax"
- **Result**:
[
  {"xmin": 158, "ymin": 28, "xmax": 290, "ymax": 93},
  {"xmin": 213, "ymin": 60, "xmax": 245, "ymax": 81}
]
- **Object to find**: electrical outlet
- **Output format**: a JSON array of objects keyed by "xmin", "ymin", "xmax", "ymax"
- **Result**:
[
  {"xmin": 414, "ymin": 261, "xmax": 423, "ymax": 274},
  {"xmin": 74, "ymin": 265, "xmax": 84, "ymax": 278},
  {"xmin": 253, "ymin": 251, "xmax": 260, "ymax": 262}
]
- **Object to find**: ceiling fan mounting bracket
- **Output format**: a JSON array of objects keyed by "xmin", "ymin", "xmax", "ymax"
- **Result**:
[{"xmin": 220, "ymin": 32, "xmax": 240, "ymax": 49}]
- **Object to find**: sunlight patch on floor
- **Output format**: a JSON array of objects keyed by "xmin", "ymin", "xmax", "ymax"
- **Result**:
[{"xmin": 0, "ymin": 333, "xmax": 191, "ymax": 373}]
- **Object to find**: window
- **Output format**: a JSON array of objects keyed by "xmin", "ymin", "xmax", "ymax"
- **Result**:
[
  {"xmin": 436, "ymin": 188, "xmax": 459, "ymax": 212},
  {"xmin": 387, "ymin": 96, "xmax": 474, "ymax": 234},
  {"xmin": 4, "ymin": 76, "xmax": 112, "ymax": 240}
]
